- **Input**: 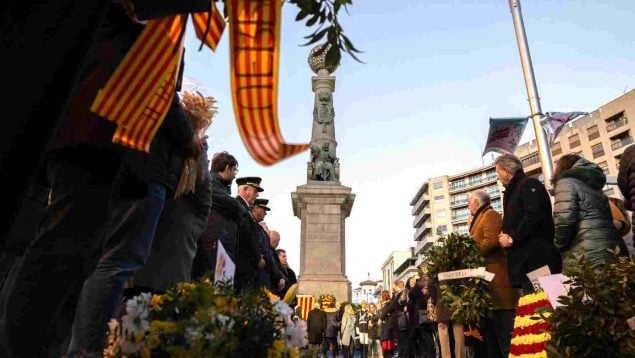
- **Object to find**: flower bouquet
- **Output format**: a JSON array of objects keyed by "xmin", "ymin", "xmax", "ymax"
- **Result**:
[{"xmin": 104, "ymin": 279, "xmax": 308, "ymax": 357}]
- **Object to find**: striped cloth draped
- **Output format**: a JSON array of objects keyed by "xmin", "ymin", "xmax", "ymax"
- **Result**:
[
  {"xmin": 91, "ymin": 2, "xmax": 224, "ymax": 152},
  {"xmin": 228, "ymin": 0, "xmax": 309, "ymax": 165}
]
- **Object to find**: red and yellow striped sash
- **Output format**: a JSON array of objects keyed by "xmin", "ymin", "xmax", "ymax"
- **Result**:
[
  {"xmin": 91, "ymin": 2, "xmax": 224, "ymax": 152},
  {"xmin": 228, "ymin": 0, "xmax": 309, "ymax": 165}
]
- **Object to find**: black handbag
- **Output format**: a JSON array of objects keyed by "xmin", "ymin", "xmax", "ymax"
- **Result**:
[{"xmin": 418, "ymin": 309, "xmax": 430, "ymax": 324}]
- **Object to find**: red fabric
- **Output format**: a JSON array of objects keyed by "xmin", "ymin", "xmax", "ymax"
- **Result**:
[{"xmin": 381, "ymin": 339, "xmax": 395, "ymax": 351}]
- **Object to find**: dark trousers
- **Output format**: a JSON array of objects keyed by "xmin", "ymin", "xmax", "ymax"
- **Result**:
[
  {"xmin": 67, "ymin": 181, "xmax": 167, "ymax": 355},
  {"xmin": 483, "ymin": 309, "xmax": 515, "ymax": 358},
  {"xmin": 397, "ymin": 327, "xmax": 410, "ymax": 357},
  {"xmin": 323, "ymin": 336, "xmax": 339, "ymax": 357},
  {"xmin": 0, "ymin": 157, "xmax": 140, "ymax": 357}
]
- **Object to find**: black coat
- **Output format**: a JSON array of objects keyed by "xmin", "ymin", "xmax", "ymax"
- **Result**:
[
  {"xmin": 191, "ymin": 173, "xmax": 241, "ymax": 279},
  {"xmin": 235, "ymin": 196, "xmax": 261, "ymax": 289},
  {"xmin": 307, "ymin": 308, "xmax": 327, "ymax": 344},
  {"xmin": 502, "ymin": 170, "xmax": 562, "ymax": 288}
]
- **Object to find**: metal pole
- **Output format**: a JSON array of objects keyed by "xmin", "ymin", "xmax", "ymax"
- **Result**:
[{"xmin": 508, "ymin": 0, "xmax": 554, "ymax": 188}]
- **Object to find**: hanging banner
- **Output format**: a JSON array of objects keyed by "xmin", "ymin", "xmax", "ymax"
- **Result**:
[
  {"xmin": 296, "ymin": 294, "xmax": 315, "ymax": 321},
  {"xmin": 228, "ymin": 0, "xmax": 310, "ymax": 165},
  {"xmin": 541, "ymin": 111, "xmax": 588, "ymax": 146},
  {"xmin": 482, "ymin": 117, "xmax": 529, "ymax": 156},
  {"xmin": 91, "ymin": 3, "xmax": 225, "ymax": 152}
]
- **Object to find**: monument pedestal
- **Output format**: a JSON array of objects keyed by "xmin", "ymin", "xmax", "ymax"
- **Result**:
[{"xmin": 291, "ymin": 181, "xmax": 355, "ymax": 303}]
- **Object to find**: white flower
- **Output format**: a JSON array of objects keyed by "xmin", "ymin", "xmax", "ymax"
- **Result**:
[
  {"xmin": 215, "ymin": 314, "xmax": 235, "ymax": 330},
  {"xmin": 120, "ymin": 292, "xmax": 151, "ymax": 335},
  {"xmin": 284, "ymin": 319, "xmax": 308, "ymax": 348},
  {"xmin": 272, "ymin": 300, "xmax": 294, "ymax": 318}
]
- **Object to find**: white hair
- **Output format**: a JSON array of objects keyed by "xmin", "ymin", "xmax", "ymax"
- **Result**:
[
  {"xmin": 470, "ymin": 190, "xmax": 491, "ymax": 206},
  {"xmin": 494, "ymin": 154, "xmax": 523, "ymax": 173}
]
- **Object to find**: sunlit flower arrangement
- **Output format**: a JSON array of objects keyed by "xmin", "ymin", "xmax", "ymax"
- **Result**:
[
  {"xmin": 509, "ymin": 291, "xmax": 552, "ymax": 358},
  {"xmin": 104, "ymin": 279, "xmax": 307, "ymax": 357}
]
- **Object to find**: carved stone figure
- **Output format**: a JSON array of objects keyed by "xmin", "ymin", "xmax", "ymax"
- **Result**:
[
  {"xmin": 309, "ymin": 142, "xmax": 339, "ymax": 181},
  {"xmin": 313, "ymin": 90, "xmax": 334, "ymax": 133}
]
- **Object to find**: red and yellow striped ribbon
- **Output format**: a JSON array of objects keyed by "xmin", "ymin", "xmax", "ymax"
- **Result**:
[
  {"xmin": 91, "ymin": 2, "xmax": 224, "ymax": 152},
  {"xmin": 228, "ymin": 0, "xmax": 309, "ymax": 165}
]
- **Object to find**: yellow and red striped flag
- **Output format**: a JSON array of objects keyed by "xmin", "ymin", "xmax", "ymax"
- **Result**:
[
  {"xmin": 91, "ymin": 2, "xmax": 224, "ymax": 152},
  {"xmin": 296, "ymin": 294, "xmax": 315, "ymax": 321},
  {"xmin": 228, "ymin": 0, "xmax": 310, "ymax": 165}
]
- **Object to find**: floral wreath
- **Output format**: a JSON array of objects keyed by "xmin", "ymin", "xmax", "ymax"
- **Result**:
[{"xmin": 318, "ymin": 294, "xmax": 336, "ymax": 308}]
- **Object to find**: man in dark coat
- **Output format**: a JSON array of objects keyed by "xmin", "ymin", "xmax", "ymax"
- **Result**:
[
  {"xmin": 252, "ymin": 199, "xmax": 284, "ymax": 291},
  {"xmin": 234, "ymin": 177, "xmax": 264, "ymax": 292},
  {"xmin": 191, "ymin": 151, "xmax": 240, "ymax": 279},
  {"xmin": 307, "ymin": 303, "xmax": 327, "ymax": 352},
  {"xmin": 277, "ymin": 248, "xmax": 297, "ymax": 299},
  {"xmin": 494, "ymin": 154, "xmax": 562, "ymax": 292}
]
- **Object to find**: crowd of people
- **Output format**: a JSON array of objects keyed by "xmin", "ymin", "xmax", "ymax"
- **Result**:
[
  {"xmin": 306, "ymin": 151, "xmax": 634, "ymax": 358},
  {"xmin": 0, "ymin": 1, "xmax": 300, "ymax": 356}
]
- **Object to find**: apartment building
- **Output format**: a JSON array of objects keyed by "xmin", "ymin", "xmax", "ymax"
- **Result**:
[
  {"xmin": 381, "ymin": 251, "xmax": 411, "ymax": 290},
  {"xmin": 515, "ymin": 89, "xmax": 634, "ymax": 196},
  {"xmin": 410, "ymin": 165, "xmax": 505, "ymax": 263}
]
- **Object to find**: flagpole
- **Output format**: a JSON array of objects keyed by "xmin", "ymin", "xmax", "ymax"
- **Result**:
[{"xmin": 508, "ymin": 0, "xmax": 554, "ymax": 188}]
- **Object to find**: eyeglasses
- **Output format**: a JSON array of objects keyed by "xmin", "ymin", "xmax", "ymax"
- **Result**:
[{"xmin": 232, "ymin": 166, "xmax": 239, "ymax": 173}]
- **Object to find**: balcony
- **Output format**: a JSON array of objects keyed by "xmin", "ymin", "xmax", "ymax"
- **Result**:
[
  {"xmin": 414, "ymin": 223, "xmax": 432, "ymax": 241},
  {"xmin": 611, "ymin": 136, "xmax": 634, "ymax": 151},
  {"xmin": 449, "ymin": 198, "xmax": 468, "ymax": 208},
  {"xmin": 448, "ymin": 176, "xmax": 497, "ymax": 194},
  {"xmin": 411, "ymin": 194, "xmax": 430, "ymax": 215},
  {"xmin": 412, "ymin": 207, "xmax": 431, "ymax": 228},
  {"xmin": 451, "ymin": 214, "xmax": 469, "ymax": 223},
  {"xmin": 606, "ymin": 116, "xmax": 628, "ymax": 132}
]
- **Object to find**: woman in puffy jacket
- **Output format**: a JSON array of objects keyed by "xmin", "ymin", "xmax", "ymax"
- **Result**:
[{"xmin": 552, "ymin": 154, "xmax": 627, "ymax": 268}]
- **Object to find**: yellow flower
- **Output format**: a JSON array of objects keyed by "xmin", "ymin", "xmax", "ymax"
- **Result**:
[
  {"xmin": 511, "ymin": 332, "xmax": 551, "ymax": 346},
  {"xmin": 146, "ymin": 334, "xmax": 161, "ymax": 349},
  {"xmin": 141, "ymin": 346, "xmax": 152, "ymax": 358},
  {"xmin": 513, "ymin": 312, "xmax": 551, "ymax": 329},
  {"xmin": 267, "ymin": 339, "xmax": 286, "ymax": 358},
  {"xmin": 150, "ymin": 320, "xmax": 179, "ymax": 334},
  {"xmin": 518, "ymin": 291, "xmax": 548, "ymax": 306},
  {"xmin": 509, "ymin": 352, "xmax": 548, "ymax": 358},
  {"xmin": 150, "ymin": 294, "xmax": 164, "ymax": 307}
]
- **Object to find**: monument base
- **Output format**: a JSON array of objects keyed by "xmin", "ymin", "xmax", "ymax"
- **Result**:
[
  {"xmin": 292, "ymin": 181, "xmax": 355, "ymax": 304},
  {"xmin": 298, "ymin": 274, "xmax": 351, "ymax": 304}
]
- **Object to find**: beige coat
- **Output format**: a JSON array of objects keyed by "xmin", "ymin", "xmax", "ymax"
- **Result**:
[{"xmin": 469, "ymin": 205, "xmax": 518, "ymax": 310}]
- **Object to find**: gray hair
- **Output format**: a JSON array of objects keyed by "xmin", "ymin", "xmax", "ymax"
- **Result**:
[
  {"xmin": 494, "ymin": 154, "xmax": 523, "ymax": 174},
  {"xmin": 469, "ymin": 190, "xmax": 491, "ymax": 206}
]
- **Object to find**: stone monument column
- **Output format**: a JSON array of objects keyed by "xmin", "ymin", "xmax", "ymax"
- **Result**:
[{"xmin": 291, "ymin": 45, "xmax": 355, "ymax": 303}]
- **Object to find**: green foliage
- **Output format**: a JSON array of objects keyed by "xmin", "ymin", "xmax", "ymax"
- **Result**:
[
  {"xmin": 541, "ymin": 251, "xmax": 635, "ymax": 358},
  {"xmin": 425, "ymin": 233, "xmax": 492, "ymax": 326},
  {"xmin": 288, "ymin": 0, "xmax": 363, "ymax": 67}
]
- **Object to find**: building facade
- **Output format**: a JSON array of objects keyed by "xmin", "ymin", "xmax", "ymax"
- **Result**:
[
  {"xmin": 352, "ymin": 279, "xmax": 380, "ymax": 304},
  {"xmin": 381, "ymin": 251, "xmax": 411, "ymax": 290},
  {"xmin": 410, "ymin": 165, "xmax": 504, "ymax": 263},
  {"xmin": 514, "ymin": 89, "xmax": 635, "ymax": 197}
]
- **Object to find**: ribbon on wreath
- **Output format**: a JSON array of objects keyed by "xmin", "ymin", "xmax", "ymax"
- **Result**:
[
  {"xmin": 228, "ymin": 0, "xmax": 310, "ymax": 165},
  {"xmin": 91, "ymin": 2, "xmax": 225, "ymax": 152},
  {"xmin": 438, "ymin": 267, "xmax": 495, "ymax": 282}
]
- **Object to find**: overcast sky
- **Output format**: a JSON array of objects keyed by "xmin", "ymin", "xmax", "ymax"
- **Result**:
[{"xmin": 182, "ymin": 0, "xmax": 635, "ymax": 288}]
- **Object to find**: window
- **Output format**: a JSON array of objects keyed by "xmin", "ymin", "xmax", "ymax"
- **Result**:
[
  {"xmin": 450, "ymin": 193, "xmax": 468, "ymax": 206},
  {"xmin": 487, "ymin": 185, "xmax": 499, "ymax": 197},
  {"xmin": 569, "ymin": 133, "xmax": 580, "ymax": 148},
  {"xmin": 552, "ymin": 142, "xmax": 562, "ymax": 156},
  {"xmin": 591, "ymin": 143, "xmax": 604, "ymax": 159},
  {"xmin": 485, "ymin": 170, "xmax": 497, "ymax": 181},
  {"xmin": 468, "ymin": 174, "xmax": 483, "ymax": 187},
  {"xmin": 450, "ymin": 179, "xmax": 465, "ymax": 190},
  {"xmin": 435, "ymin": 210, "xmax": 447, "ymax": 218},
  {"xmin": 455, "ymin": 224, "xmax": 469, "ymax": 235},
  {"xmin": 521, "ymin": 154, "xmax": 540, "ymax": 167},
  {"xmin": 436, "ymin": 225, "xmax": 448, "ymax": 234},
  {"xmin": 451, "ymin": 207, "xmax": 469, "ymax": 221},
  {"xmin": 587, "ymin": 125, "xmax": 599, "ymax": 141},
  {"xmin": 606, "ymin": 111, "xmax": 628, "ymax": 132},
  {"xmin": 433, "ymin": 181, "xmax": 443, "ymax": 190},
  {"xmin": 492, "ymin": 199, "xmax": 502, "ymax": 211},
  {"xmin": 434, "ymin": 195, "xmax": 445, "ymax": 205},
  {"xmin": 598, "ymin": 161, "xmax": 609, "ymax": 175},
  {"xmin": 611, "ymin": 131, "xmax": 634, "ymax": 151}
]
